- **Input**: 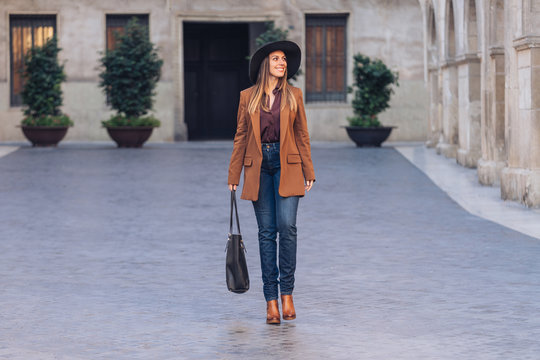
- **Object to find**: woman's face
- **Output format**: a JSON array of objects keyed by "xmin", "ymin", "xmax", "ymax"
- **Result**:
[{"xmin": 268, "ymin": 50, "xmax": 287, "ymax": 79}]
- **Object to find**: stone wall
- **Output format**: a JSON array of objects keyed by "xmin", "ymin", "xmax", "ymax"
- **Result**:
[{"xmin": 0, "ymin": 0, "xmax": 426, "ymax": 142}]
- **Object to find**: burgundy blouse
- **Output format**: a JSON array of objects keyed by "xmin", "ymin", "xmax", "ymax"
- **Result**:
[{"xmin": 260, "ymin": 88, "xmax": 281, "ymax": 143}]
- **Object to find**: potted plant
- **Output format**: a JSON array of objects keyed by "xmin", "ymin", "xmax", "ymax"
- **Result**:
[
  {"xmin": 345, "ymin": 53, "xmax": 399, "ymax": 147},
  {"xmin": 20, "ymin": 36, "xmax": 73, "ymax": 147},
  {"xmin": 98, "ymin": 18, "xmax": 163, "ymax": 148}
]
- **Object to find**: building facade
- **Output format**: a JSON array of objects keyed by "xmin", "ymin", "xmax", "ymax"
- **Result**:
[
  {"xmin": 419, "ymin": 0, "xmax": 540, "ymax": 206},
  {"xmin": 0, "ymin": 0, "xmax": 426, "ymax": 143}
]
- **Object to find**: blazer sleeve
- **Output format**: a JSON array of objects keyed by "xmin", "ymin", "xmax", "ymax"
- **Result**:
[
  {"xmin": 228, "ymin": 91, "xmax": 248, "ymax": 185},
  {"xmin": 293, "ymin": 88, "xmax": 316, "ymax": 182}
]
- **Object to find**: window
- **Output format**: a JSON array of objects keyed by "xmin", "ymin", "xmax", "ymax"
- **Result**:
[
  {"xmin": 106, "ymin": 14, "xmax": 149, "ymax": 51},
  {"xmin": 305, "ymin": 15, "xmax": 347, "ymax": 102},
  {"xmin": 10, "ymin": 15, "xmax": 56, "ymax": 106}
]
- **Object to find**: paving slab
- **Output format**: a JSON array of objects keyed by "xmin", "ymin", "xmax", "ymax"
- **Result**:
[{"xmin": 0, "ymin": 142, "xmax": 539, "ymax": 359}]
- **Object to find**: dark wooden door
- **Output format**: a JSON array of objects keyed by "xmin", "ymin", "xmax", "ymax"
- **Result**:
[{"xmin": 184, "ymin": 23, "xmax": 250, "ymax": 140}]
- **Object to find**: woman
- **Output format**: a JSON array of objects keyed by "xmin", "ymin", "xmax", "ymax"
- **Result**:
[{"xmin": 227, "ymin": 40, "xmax": 315, "ymax": 325}]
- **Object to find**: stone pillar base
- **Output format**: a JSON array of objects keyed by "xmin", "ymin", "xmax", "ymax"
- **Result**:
[
  {"xmin": 425, "ymin": 139, "xmax": 438, "ymax": 148},
  {"xmin": 477, "ymin": 159, "xmax": 505, "ymax": 186},
  {"xmin": 501, "ymin": 167, "xmax": 540, "ymax": 207},
  {"xmin": 456, "ymin": 149, "xmax": 480, "ymax": 168},
  {"xmin": 436, "ymin": 143, "xmax": 457, "ymax": 158}
]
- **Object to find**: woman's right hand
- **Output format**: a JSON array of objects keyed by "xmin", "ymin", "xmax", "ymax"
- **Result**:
[{"xmin": 228, "ymin": 184, "xmax": 237, "ymax": 191}]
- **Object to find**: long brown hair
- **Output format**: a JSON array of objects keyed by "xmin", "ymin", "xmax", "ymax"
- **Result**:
[{"xmin": 247, "ymin": 56, "xmax": 297, "ymax": 114}]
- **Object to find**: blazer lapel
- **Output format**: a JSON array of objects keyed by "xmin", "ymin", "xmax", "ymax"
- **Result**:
[{"xmin": 250, "ymin": 108, "xmax": 262, "ymax": 155}]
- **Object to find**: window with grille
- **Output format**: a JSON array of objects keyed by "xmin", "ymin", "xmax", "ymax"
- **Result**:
[
  {"xmin": 10, "ymin": 15, "xmax": 56, "ymax": 107},
  {"xmin": 106, "ymin": 14, "xmax": 149, "ymax": 51},
  {"xmin": 305, "ymin": 15, "xmax": 347, "ymax": 102}
]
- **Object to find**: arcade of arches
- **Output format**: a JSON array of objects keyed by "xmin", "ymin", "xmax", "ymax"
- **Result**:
[{"xmin": 419, "ymin": 0, "xmax": 540, "ymax": 207}]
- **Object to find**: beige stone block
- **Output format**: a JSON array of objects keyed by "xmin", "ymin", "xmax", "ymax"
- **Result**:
[
  {"xmin": 381, "ymin": 79, "xmax": 429, "ymax": 141},
  {"xmin": 457, "ymin": 148, "xmax": 480, "ymax": 168},
  {"xmin": 485, "ymin": 90, "xmax": 493, "ymax": 128},
  {"xmin": 501, "ymin": 167, "xmax": 540, "ymax": 207},
  {"xmin": 519, "ymin": 67, "xmax": 532, "ymax": 109},
  {"xmin": 532, "ymin": 67, "xmax": 540, "ymax": 109},
  {"xmin": 468, "ymin": 62, "xmax": 481, "ymax": 77},
  {"xmin": 495, "ymin": 55, "xmax": 505, "ymax": 74},
  {"xmin": 469, "ymin": 38, "xmax": 478, "ymax": 52},
  {"xmin": 0, "ymin": 110, "xmax": 25, "ymax": 142},
  {"xmin": 0, "ymin": 83, "xmax": 9, "ymax": 112},
  {"xmin": 495, "ymin": 74, "xmax": 505, "ymax": 102},
  {"xmin": 519, "ymin": 109, "xmax": 532, "ymax": 166},
  {"xmin": 306, "ymin": 105, "xmax": 351, "ymax": 142},
  {"xmin": 469, "ymin": 77, "xmax": 481, "ymax": 101},
  {"xmin": 459, "ymin": 77, "xmax": 469, "ymax": 104},
  {"xmin": 532, "ymin": 48, "xmax": 540, "ymax": 67},
  {"xmin": 436, "ymin": 143, "xmax": 458, "ymax": 159},
  {"xmin": 478, "ymin": 159, "xmax": 505, "ymax": 186},
  {"xmin": 530, "ymin": 110, "xmax": 540, "ymax": 168},
  {"xmin": 495, "ymin": 102, "xmax": 505, "ymax": 136},
  {"xmin": 458, "ymin": 64, "xmax": 469, "ymax": 78},
  {"xmin": 506, "ymin": 108, "xmax": 522, "ymax": 168},
  {"xmin": 518, "ymin": 49, "xmax": 531, "ymax": 68}
]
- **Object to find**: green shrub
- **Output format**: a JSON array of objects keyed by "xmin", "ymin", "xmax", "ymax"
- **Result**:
[
  {"xmin": 99, "ymin": 17, "xmax": 163, "ymax": 126},
  {"xmin": 21, "ymin": 36, "xmax": 71, "ymax": 126},
  {"xmin": 347, "ymin": 53, "xmax": 399, "ymax": 127},
  {"xmin": 255, "ymin": 22, "xmax": 290, "ymax": 47},
  {"xmin": 22, "ymin": 114, "xmax": 73, "ymax": 127}
]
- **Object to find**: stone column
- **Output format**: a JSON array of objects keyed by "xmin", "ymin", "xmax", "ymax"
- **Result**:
[
  {"xmin": 426, "ymin": 66, "xmax": 442, "ymax": 147},
  {"xmin": 437, "ymin": 60, "xmax": 459, "ymax": 158},
  {"xmin": 456, "ymin": 53, "xmax": 482, "ymax": 167},
  {"xmin": 501, "ymin": 36, "xmax": 540, "ymax": 206},
  {"xmin": 478, "ymin": 47, "xmax": 506, "ymax": 185}
]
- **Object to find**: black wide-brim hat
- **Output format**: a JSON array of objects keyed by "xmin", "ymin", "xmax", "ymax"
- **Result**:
[{"xmin": 249, "ymin": 40, "xmax": 301, "ymax": 84}]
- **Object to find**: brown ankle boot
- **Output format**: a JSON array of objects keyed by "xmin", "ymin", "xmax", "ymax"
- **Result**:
[
  {"xmin": 281, "ymin": 295, "xmax": 296, "ymax": 320},
  {"xmin": 266, "ymin": 300, "xmax": 280, "ymax": 324}
]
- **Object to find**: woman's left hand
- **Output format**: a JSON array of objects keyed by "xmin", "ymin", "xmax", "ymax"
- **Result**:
[{"xmin": 305, "ymin": 180, "xmax": 314, "ymax": 192}]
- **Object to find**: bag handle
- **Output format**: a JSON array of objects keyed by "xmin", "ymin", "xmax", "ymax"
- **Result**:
[{"xmin": 229, "ymin": 190, "xmax": 241, "ymax": 235}]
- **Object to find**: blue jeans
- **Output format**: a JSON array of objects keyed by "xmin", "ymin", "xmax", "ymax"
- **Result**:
[{"xmin": 252, "ymin": 142, "xmax": 300, "ymax": 302}]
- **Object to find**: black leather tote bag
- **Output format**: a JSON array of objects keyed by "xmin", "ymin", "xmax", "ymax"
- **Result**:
[{"xmin": 225, "ymin": 190, "xmax": 249, "ymax": 293}]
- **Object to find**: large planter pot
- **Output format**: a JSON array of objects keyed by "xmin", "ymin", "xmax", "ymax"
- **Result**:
[
  {"xmin": 344, "ymin": 126, "xmax": 396, "ymax": 147},
  {"xmin": 21, "ymin": 126, "xmax": 69, "ymax": 147},
  {"xmin": 106, "ymin": 126, "xmax": 155, "ymax": 148}
]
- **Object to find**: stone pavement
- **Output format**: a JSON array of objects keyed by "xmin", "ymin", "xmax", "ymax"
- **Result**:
[
  {"xmin": 396, "ymin": 145, "xmax": 540, "ymax": 240},
  {"xmin": 0, "ymin": 142, "xmax": 539, "ymax": 360}
]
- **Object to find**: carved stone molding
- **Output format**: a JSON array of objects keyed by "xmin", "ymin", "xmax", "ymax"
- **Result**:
[
  {"xmin": 488, "ymin": 46, "xmax": 504, "ymax": 57},
  {"xmin": 440, "ymin": 58, "xmax": 457, "ymax": 69},
  {"xmin": 513, "ymin": 36, "xmax": 540, "ymax": 51},
  {"xmin": 454, "ymin": 52, "xmax": 481, "ymax": 66}
]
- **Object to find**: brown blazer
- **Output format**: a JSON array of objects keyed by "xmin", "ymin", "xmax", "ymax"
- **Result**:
[{"xmin": 228, "ymin": 85, "xmax": 316, "ymax": 201}]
